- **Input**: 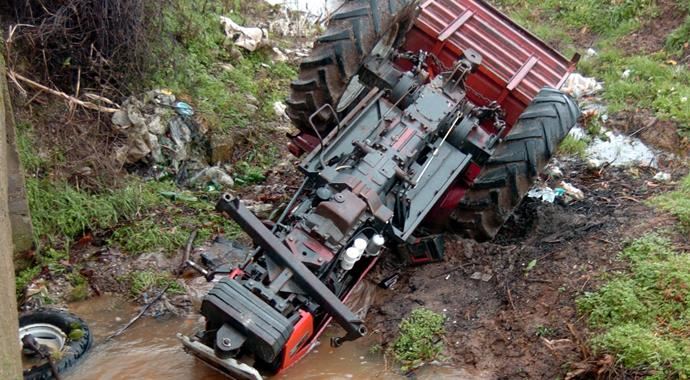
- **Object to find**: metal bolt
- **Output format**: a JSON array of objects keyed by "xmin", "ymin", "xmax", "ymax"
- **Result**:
[{"xmin": 222, "ymin": 338, "xmax": 232, "ymax": 347}]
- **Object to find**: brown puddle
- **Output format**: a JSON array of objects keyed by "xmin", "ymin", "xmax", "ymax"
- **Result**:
[{"xmin": 64, "ymin": 291, "xmax": 475, "ymax": 379}]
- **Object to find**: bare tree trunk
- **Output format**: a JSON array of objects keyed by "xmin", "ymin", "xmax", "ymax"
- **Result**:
[{"xmin": 0, "ymin": 52, "xmax": 23, "ymax": 380}]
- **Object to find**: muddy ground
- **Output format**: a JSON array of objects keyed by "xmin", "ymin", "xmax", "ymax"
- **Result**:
[{"xmin": 367, "ymin": 159, "xmax": 687, "ymax": 378}]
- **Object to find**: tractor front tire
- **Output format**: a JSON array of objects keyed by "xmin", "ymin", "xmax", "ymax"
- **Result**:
[
  {"xmin": 449, "ymin": 88, "xmax": 581, "ymax": 241},
  {"xmin": 286, "ymin": 0, "xmax": 417, "ymax": 134}
]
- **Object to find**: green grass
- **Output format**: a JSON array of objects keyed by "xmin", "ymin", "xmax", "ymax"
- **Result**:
[
  {"xmin": 580, "ymin": 52, "xmax": 690, "ymax": 131},
  {"xmin": 558, "ymin": 135, "xmax": 588, "ymax": 158},
  {"xmin": 494, "ymin": 0, "xmax": 690, "ymax": 135},
  {"xmin": 129, "ymin": 270, "xmax": 185, "ymax": 297},
  {"xmin": 150, "ymin": 0, "xmax": 296, "ymax": 133},
  {"xmin": 109, "ymin": 193, "xmax": 242, "ymax": 254},
  {"xmin": 494, "ymin": 0, "xmax": 656, "ymax": 43},
  {"xmin": 66, "ymin": 272, "xmax": 89, "ymax": 302},
  {"xmin": 665, "ymin": 16, "xmax": 690, "ymax": 55},
  {"xmin": 27, "ymin": 178, "xmax": 171, "ymax": 246},
  {"xmin": 649, "ymin": 175, "xmax": 690, "ymax": 230},
  {"xmin": 391, "ymin": 308, "xmax": 446, "ymax": 371},
  {"xmin": 577, "ymin": 234, "xmax": 690, "ymax": 378}
]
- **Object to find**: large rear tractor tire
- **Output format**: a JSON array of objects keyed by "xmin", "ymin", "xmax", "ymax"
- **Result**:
[
  {"xmin": 286, "ymin": 0, "xmax": 418, "ymax": 134},
  {"xmin": 449, "ymin": 87, "xmax": 581, "ymax": 241}
]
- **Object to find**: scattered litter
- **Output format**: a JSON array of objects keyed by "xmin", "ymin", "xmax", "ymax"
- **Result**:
[
  {"xmin": 545, "ymin": 164, "xmax": 564, "ymax": 178},
  {"xmin": 621, "ymin": 69, "xmax": 632, "ymax": 80},
  {"xmin": 470, "ymin": 272, "xmax": 493, "ymax": 282},
  {"xmin": 568, "ymin": 126, "xmax": 587, "ymax": 140},
  {"xmin": 528, "ymin": 187, "xmax": 564, "ymax": 203},
  {"xmin": 244, "ymin": 200, "xmax": 274, "ymax": 218},
  {"xmin": 220, "ymin": 16, "xmax": 267, "ymax": 51},
  {"xmin": 584, "ymin": 48, "xmax": 598, "ymax": 58},
  {"xmin": 273, "ymin": 101, "xmax": 288, "ymax": 120},
  {"xmin": 653, "ymin": 172, "xmax": 672, "ymax": 182},
  {"xmin": 558, "ymin": 181, "xmax": 585, "ymax": 201},
  {"xmin": 189, "ymin": 166, "xmax": 235, "ymax": 190},
  {"xmin": 585, "ymin": 131, "xmax": 657, "ymax": 168},
  {"xmin": 378, "ymin": 273, "xmax": 400, "ymax": 289},
  {"xmin": 111, "ymin": 90, "xmax": 223, "ymax": 189},
  {"xmin": 561, "ymin": 73, "xmax": 603, "ymax": 99},
  {"xmin": 174, "ymin": 101, "xmax": 194, "ymax": 116}
]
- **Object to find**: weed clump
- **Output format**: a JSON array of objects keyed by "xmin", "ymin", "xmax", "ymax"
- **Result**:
[
  {"xmin": 650, "ymin": 175, "xmax": 690, "ymax": 230},
  {"xmin": 392, "ymin": 308, "xmax": 446, "ymax": 371},
  {"xmin": 129, "ymin": 271, "xmax": 184, "ymax": 297},
  {"xmin": 577, "ymin": 234, "xmax": 690, "ymax": 377},
  {"xmin": 558, "ymin": 135, "xmax": 588, "ymax": 158}
]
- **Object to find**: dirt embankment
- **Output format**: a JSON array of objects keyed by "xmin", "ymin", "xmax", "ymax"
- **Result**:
[{"xmin": 368, "ymin": 160, "xmax": 687, "ymax": 378}]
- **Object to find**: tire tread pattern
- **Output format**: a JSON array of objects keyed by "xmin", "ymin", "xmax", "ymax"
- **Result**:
[
  {"xmin": 20, "ymin": 308, "xmax": 93, "ymax": 380},
  {"xmin": 449, "ymin": 88, "xmax": 581, "ymax": 241},
  {"xmin": 286, "ymin": 0, "xmax": 417, "ymax": 132}
]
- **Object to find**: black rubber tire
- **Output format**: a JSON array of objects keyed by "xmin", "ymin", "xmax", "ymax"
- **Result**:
[
  {"xmin": 449, "ymin": 87, "xmax": 581, "ymax": 241},
  {"xmin": 286, "ymin": 0, "xmax": 418, "ymax": 134},
  {"xmin": 20, "ymin": 309, "xmax": 93, "ymax": 380}
]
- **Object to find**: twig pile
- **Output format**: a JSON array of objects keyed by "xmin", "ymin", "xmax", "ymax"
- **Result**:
[{"xmin": 7, "ymin": 0, "xmax": 157, "ymax": 98}]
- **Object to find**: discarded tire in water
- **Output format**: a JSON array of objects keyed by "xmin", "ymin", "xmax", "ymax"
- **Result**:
[
  {"xmin": 450, "ymin": 87, "xmax": 581, "ymax": 241},
  {"xmin": 19, "ymin": 309, "xmax": 93, "ymax": 380}
]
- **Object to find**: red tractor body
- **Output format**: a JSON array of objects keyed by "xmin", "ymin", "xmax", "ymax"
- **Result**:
[{"xmin": 180, "ymin": 2, "xmax": 581, "ymax": 379}]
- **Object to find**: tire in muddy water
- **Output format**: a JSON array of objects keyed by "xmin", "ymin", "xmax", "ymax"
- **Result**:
[
  {"xmin": 449, "ymin": 87, "xmax": 581, "ymax": 241},
  {"xmin": 286, "ymin": 0, "xmax": 418, "ymax": 134},
  {"xmin": 19, "ymin": 309, "xmax": 93, "ymax": 380}
]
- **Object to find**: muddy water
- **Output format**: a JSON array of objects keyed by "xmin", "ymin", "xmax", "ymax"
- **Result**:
[{"xmin": 64, "ymin": 294, "xmax": 472, "ymax": 380}]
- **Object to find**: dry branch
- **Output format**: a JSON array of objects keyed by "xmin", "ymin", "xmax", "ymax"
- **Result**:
[{"xmin": 8, "ymin": 70, "xmax": 120, "ymax": 113}]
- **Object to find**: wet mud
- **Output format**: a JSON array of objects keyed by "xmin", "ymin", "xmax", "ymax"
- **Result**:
[{"xmin": 369, "ymin": 163, "xmax": 683, "ymax": 379}]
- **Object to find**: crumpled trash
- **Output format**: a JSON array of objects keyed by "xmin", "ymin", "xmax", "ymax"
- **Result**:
[
  {"xmin": 528, "ymin": 187, "xmax": 566, "ymax": 203},
  {"xmin": 174, "ymin": 101, "xmax": 194, "ymax": 116},
  {"xmin": 585, "ymin": 131, "xmax": 657, "ymax": 168},
  {"xmin": 561, "ymin": 73, "xmax": 603, "ymax": 99},
  {"xmin": 545, "ymin": 163, "xmax": 564, "ymax": 178},
  {"xmin": 653, "ymin": 172, "xmax": 672, "ymax": 182},
  {"xmin": 470, "ymin": 272, "xmax": 493, "ymax": 282},
  {"xmin": 220, "ymin": 16, "xmax": 267, "ymax": 51},
  {"xmin": 558, "ymin": 181, "xmax": 585, "ymax": 201},
  {"xmin": 111, "ymin": 90, "xmax": 220, "ymax": 188},
  {"xmin": 273, "ymin": 101, "xmax": 288, "ymax": 120},
  {"xmin": 189, "ymin": 166, "xmax": 235, "ymax": 189}
]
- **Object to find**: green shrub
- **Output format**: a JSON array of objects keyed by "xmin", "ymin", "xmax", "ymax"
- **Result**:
[{"xmin": 392, "ymin": 308, "xmax": 446, "ymax": 370}]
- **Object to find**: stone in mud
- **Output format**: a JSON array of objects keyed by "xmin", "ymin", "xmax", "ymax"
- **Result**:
[{"xmin": 210, "ymin": 133, "xmax": 236, "ymax": 164}]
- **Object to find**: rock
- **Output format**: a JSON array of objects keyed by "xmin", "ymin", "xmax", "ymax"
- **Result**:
[
  {"xmin": 246, "ymin": 94, "xmax": 259, "ymax": 106},
  {"xmin": 272, "ymin": 47, "xmax": 288, "ymax": 62},
  {"xmin": 190, "ymin": 166, "xmax": 234, "ymax": 189},
  {"xmin": 112, "ymin": 109, "xmax": 131, "ymax": 126},
  {"xmin": 210, "ymin": 134, "xmax": 236, "ymax": 164},
  {"xmin": 229, "ymin": 46, "xmax": 244, "ymax": 61},
  {"xmin": 246, "ymin": 104, "xmax": 259, "ymax": 115}
]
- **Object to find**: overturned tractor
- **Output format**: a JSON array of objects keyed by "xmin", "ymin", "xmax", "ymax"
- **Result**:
[{"xmin": 179, "ymin": 0, "xmax": 581, "ymax": 378}]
